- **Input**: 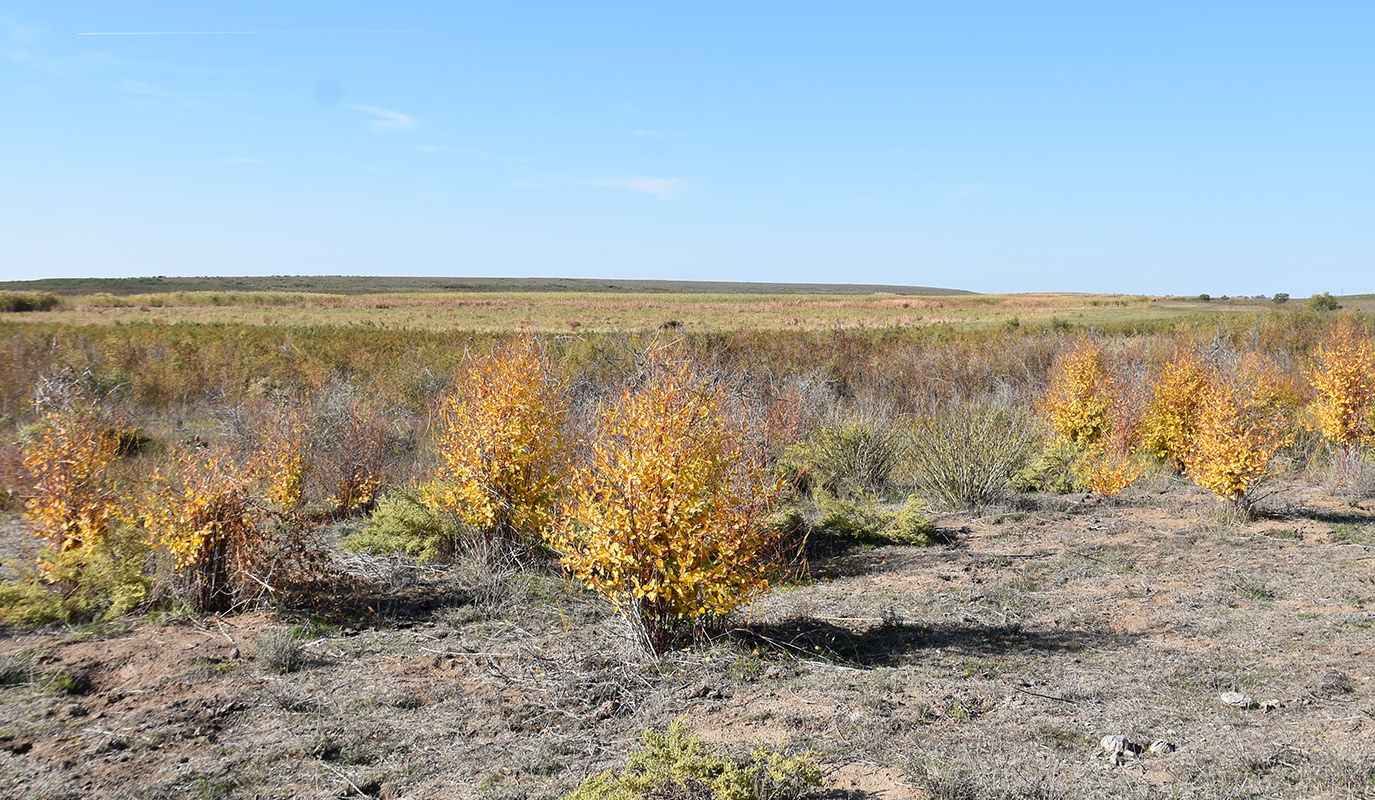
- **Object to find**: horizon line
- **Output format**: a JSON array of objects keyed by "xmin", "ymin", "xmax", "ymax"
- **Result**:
[{"xmin": 77, "ymin": 30, "xmax": 417, "ymax": 36}]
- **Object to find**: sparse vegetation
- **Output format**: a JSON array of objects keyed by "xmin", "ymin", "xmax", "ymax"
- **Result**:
[{"xmin": 1, "ymin": 285, "xmax": 1374, "ymax": 799}]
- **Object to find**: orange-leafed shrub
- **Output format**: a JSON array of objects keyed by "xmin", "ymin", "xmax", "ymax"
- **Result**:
[
  {"xmin": 21, "ymin": 402, "xmax": 123, "ymax": 577},
  {"xmin": 1140, "ymin": 350, "xmax": 1210, "ymax": 472},
  {"xmin": 1185, "ymin": 356, "xmax": 1293, "ymax": 516},
  {"xmin": 1306, "ymin": 321, "xmax": 1375, "ymax": 449},
  {"xmin": 552, "ymin": 355, "xmax": 783, "ymax": 652},
  {"xmin": 423, "ymin": 339, "xmax": 567, "ymax": 549},
  {"xmin": 1078, "ymin": 428, "xmax": 1145, "ymax": 498}
]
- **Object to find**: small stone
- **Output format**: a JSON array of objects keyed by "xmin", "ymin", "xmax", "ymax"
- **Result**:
[
  {"xmin": 1260, "ymin": 698, "xmax": 1282, "ymax": 712},
  {"xmin": 1100, "ymin": 735, "xmax": 1142, "ymax": 755},
  {"xmin": 1220, "ymin": 691, "xmax": 1255, "ymax": 708},
  {"xmin": 1149, "ymin": 740, "xmax": 1175, "ymax": 755}
]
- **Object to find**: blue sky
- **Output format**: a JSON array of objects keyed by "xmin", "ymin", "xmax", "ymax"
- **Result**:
[{"xmin": 3, "ymin": 2, "xmax": 1371, "ymax": 294}]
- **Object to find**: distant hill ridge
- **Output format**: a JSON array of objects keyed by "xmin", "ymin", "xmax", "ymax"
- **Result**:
[{"xmin": 0, "ymin": 275, "xmax": 975, "ymax": 297}]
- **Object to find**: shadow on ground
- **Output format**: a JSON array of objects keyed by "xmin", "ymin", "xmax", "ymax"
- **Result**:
[{"xmin": 730, "ymin": 616, "xmax": 1137, "ymax": 667}]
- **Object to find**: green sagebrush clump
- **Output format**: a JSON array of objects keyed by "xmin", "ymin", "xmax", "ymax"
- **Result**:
[
  {"xmin": 783, "ymin": 410, "xmax": 907, "ymax": 499},
  {"xmin": 813, "ymin": 492, "xmax": 937, "ymax": 546},
  {"xmin": 565, "ymin": 719, "xmax": 821, "ymax": 800},
  {"xmin": 342, "ymin": 488, "xmax": 469, "ymax": 563},
  {"xmin": 0, "ymin": 526, "xmax": 150, "ymax": 626},
  {"xmin": 904, "ymin": 402, "xmax": 1040, "ymax": 509},
  {"xmin": 1010, "ymin": 438, "xmax": 1089, "ymax": 495},
  {"xmin": 0, "ymin": 291, "xmax": 60, "ymax": 313}
]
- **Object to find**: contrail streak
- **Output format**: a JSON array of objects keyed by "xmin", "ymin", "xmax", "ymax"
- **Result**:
[{"xmin": 77, "ymin": 30, "xmax": 415, "ymax": 36}]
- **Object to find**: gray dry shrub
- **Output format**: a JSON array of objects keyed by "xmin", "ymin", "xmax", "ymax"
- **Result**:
[
  {"xmin": 906, "ymin": 402, "xmax": 1040, "ymax": 508},
  {"xmin": 1329, "ymin": 449, "xmax": 1375, "ymax": 501},
  {"xmin": 255, "ymin": 630, "xmax": 307, "ymax": 674}
]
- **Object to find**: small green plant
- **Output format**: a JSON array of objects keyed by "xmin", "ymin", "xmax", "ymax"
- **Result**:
[
  {"xmin": 0, "ymin": 524, "xmax": 151, "ymax": 626},
  {"xmin": 47, "ymin": 669, "xmax": 91, "ymax": 695},
  {"xmin": 1010, "ymin": 438, "xmax": 1088, "ymax": 494},
  {"xmin": 343, "ymin": 488, "xmax": 469, "ymax": 563},
  {"xmin": 0, "ymin": 652, "xmax": 36, "ymax": 687},
  {"xmin": 812, "ymin": 492, "xmax": 937, "ymax": 546},
  {"xmin": 1330, "ymin": 524, "xmax": 1374, "ymax": 545},
  {"xmin": 565, "ymin": 719, "xmax": 821, "ymax": 800}
]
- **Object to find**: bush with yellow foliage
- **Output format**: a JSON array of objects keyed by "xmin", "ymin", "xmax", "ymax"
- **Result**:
[
  {"xmin": 1037, "ymin": 339, "xmax": 1144, "ymax": 497},
  {"xmin": 1140, "ymin": 350, "xmax": 1210, "ymax": 472},
  {"xmin": 423, "ymin": 338, "xmax": 568, "ymax": 552},
  {"xmin": 1306, "ymin": 320, "xmax": 1375, "ymax": 450},
  {"xmin": 551, "ymin": 353, "xmax": 783, "ymax": 652},
  {"xmin": 20, "ymin": 389, "xmax": 124, "ymax": 580},
  {"xmin": 1038, "ymin": 339, "xmax": 1114, "ymax": 447},
  {"xmin": 1184, "ymin": 356, "xmax": 1293, "ymax": 517}
]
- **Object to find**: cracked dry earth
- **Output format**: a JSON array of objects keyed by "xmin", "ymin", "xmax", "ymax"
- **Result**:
[{"xmin": 1, "ymin": 480, "xmax": 1373, "ymax": 800}]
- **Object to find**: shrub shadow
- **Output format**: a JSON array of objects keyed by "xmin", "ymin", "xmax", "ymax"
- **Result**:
[
  {"xmin": 730, "ymin": 616, "xmax": 1137, "ymax": 668},
  {"xmin": 287, "ymin": 578, "xmax": 476, "ymax": 628},
  {"xmin": 1259, "ymin": 503, "xmax": 1373, "ymax": 526}
]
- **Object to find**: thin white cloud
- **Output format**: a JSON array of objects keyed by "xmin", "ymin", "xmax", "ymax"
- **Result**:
[
  {"xmin": 1, "ymin": 17, "xmax": 38, "ymax": 42},
  {"xmin": 582, "ymin": 177, "xmax": 683, "ymax": 199},
  {"xmin": 346, "ymin": 104, "xmax": 418, "ymax": 132},
  {"xmin": 225, "ymin": 157, "xmax": 261, "ymax": 164}
]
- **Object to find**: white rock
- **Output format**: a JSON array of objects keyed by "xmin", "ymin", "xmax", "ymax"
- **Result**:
[
  {"xmin": 1149, "ymin": 740, "xmax": 1175, "ymax": 755},
  {"xmin": 1220, "ymin": 691, "xmax": 1255, "ymax": 708},
  {"xmin": 1100, "ymin": 735, "xmax": 1141, "ymax": 755}
]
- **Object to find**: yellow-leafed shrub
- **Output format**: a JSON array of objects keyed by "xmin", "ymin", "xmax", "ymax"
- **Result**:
[
  {"xmin": 1039, "ymin": 339, "xmax": 1114, "ymax": 446},
  {"xmin": 1306, "ymin": 321, "xmax": 1375, "ymax": 448},
  {"xmin": 137, "ymin": 452, "xmax": 260, "ymax": 611},
  {"xmin": 257, "ymin": 401, "xmax": 310, "ymax": 514},
  {"xmin": 1038, "ymin": 339, "xmax": 1144, "ymax": 498},
  {"xmin": 552, "ymin": 355, "xmax": 783, "ymax": 651},
  {"xmin": 1185, "ymin": 356, "xmax": 1292, "ymax": 516},
  {"xmin": 21, "ymin": 403, "xmax": 123, "ymax": 577},
  {"xmin": 1140, "ymin": 350, "xmax": 1209, "ymax": 471},
  {"xmin": 423, "ymin": 338, "xmax": 567, "ymax": 548},
  {"xmin": 137, "ymin": 441, "xmax": 324, "ymax": 611}
]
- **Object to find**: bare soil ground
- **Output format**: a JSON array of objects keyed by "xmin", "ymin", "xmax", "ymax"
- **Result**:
[{"xmin": 2, "ymin": 480, "xmax": 1373, "ymax": 800}]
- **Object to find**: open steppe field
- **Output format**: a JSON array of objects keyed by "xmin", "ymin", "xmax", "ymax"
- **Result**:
[
  {"xmin": 1, "ymin": 282, "xmax": 1373, "ymax": 799},
  {"xmin": 1, "ymin": 279, "xmax": 1350, "ymax": 333}
]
